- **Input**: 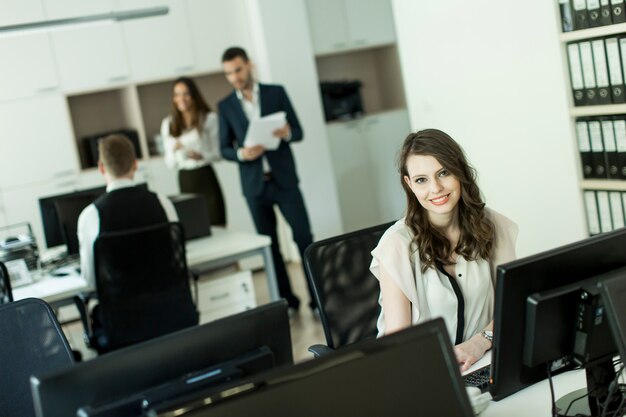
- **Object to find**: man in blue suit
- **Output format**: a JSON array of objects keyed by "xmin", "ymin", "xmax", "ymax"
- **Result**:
[{"xmin": 218, "ymin": 47, "xmax": 314, "ymax": 313}]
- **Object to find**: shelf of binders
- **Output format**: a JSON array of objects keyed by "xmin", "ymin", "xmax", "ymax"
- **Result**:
[{"xmin": 560, "ymin": 22, "xmax": 626, "ymax": 42}]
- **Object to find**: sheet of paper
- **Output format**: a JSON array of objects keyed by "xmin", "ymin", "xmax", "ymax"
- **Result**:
[{"xmin": 243, "ymin": 111, "xmax": 286, "ymax": 151}]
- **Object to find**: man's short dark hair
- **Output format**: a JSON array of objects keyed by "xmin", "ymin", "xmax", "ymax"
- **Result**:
[{"xmin": 222, "ymin": 47, "xmax": 249, "ymax": 63}]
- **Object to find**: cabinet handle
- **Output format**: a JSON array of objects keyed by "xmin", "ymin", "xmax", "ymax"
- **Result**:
[
  {"xmin": 175, "ymin": 65, "xmax": 194, "ymax": 73},
  {"xmin": 352, "ymin": 39, "xmax": 367, "ymax": 46},
  {"xmin": 53, "ymin": 169, "xmax": 75, "ymax": 178},
  {"xmin": 36, "ymin": 86, "xmax": 58, "ymax": 93},
  {"xmin": 333, "ymin": 42, "xmax": 347, "ymax": 49},
  {"xmin": 108, "ymin": 76, "xmax": 128, "ymax": 83},
  {"xmin": 55, "ymin": 180, "xmax": 77, "ymax": 189},
  {"xmin": 209, "ymin": 292, "xmax": 230, "ymax": 301}
]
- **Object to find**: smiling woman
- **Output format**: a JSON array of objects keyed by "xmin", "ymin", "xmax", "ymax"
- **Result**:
[{"xmin": 370, "ymin": 129, "xmax": 519, "ymax": 372}]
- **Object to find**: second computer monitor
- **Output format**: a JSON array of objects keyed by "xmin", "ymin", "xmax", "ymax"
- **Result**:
[
  {"xmin": 31, "ymin": 301, "xmax": 292, "ymax": 417},
  {"xmin": 490, "ymin": 227, "xmax": 626, "ymax": 400}
]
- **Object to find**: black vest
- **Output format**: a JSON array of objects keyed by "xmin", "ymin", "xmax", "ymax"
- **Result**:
[{"xmin": 94, "ymin": 186, "xmax": 168, "ymax": 233}]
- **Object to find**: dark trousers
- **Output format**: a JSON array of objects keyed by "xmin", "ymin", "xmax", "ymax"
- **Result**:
[{"xmin": 246, "ymin": 179, "xmax": 314, "ymax": 310}]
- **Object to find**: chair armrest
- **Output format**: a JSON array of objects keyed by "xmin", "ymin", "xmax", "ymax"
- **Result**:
[
  {"xmin": 73, "ymin": 293, "xmax": 93, "ymax": 346},
  {"xmin": 189, "ymin": 269, "xmax": 200, "ymax": 308},
  {"xmin": 308, "ymin": 344, "xmax": 334, "ymax": 358}
]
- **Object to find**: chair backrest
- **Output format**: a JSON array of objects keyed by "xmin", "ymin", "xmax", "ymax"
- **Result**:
[
  {"xmin": 304, "ymin": 221, "xmax": 396, "ymax": 350},
  {"xmin": 94, "ymin": 222, "xmax": 199, "ymax": 352},
  {"xmin": 0, "ymin": 298, "xmax": 74, "ymax": 417},
  {"xmin": 0, "ymin": 261, "xmax": 13, "ymax": 304}
]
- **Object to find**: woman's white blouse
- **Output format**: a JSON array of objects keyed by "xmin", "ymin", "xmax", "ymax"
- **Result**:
[
  {"xmin": 161, "ymin": 112, "xmax": 221, "ymax": 170},
  {"xmin": 370, "ymin": 208, "xmax": 518, "ymax": 343}
]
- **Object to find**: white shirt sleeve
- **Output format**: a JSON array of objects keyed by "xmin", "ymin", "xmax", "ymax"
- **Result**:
[
  {"xmin": 77, "ymin": 203, "xmax": 99, "ymax": 290},
  {"xmin": 161, "ymin": 117, "xmax": 179, "ymax": 169},
  {"xmin": 199, "ymin": 112, "xmax": 221, "ymax": 163}
]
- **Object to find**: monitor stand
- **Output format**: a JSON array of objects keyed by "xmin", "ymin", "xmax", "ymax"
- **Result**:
[{"xmin": 555, "ymin": 358, "xmax": 623, "ymax": 417}]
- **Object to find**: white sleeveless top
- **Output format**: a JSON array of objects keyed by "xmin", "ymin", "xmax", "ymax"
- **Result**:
[{"xmin": 370, "ymin": 208, "xmax": 518, "ymax": 343}]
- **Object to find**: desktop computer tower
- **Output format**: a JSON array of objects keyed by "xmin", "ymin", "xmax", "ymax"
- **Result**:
[{"xmin": 168, "ymin": 194, "xmax": 212, "ymax": 241}]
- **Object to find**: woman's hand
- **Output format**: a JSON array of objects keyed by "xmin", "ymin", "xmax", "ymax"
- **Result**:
[
  {"xmin": 454, "ymin": 334, "xmax": 490, "ymax": 372},
  {"xmin": 173, "ymin": 139, "xmax": 184, "ymax": 151},
  {"xmin": 186, "ymin": 150, "xmax": 203, "ymax": 160}
]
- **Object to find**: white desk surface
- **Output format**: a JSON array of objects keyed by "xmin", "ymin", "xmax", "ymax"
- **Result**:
[
  {"xmin": 463, "ymin": 352, "xmax": 587, "ymax": 417},
  {"xmin": 185, "ymin": 227, "xmax": 271, "ymax": 266},
  {"xmin": 14, "ymin": 228, "xmax": 272, "ymax": 305}
]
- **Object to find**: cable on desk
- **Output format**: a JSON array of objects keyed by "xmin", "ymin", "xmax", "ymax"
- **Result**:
[{"xmin": 547, "ymin": 363, "xmax": 558, "ymax": 417}]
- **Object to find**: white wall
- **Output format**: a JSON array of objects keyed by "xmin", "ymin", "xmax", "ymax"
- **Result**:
[
  {"xmin": 391, "ymin": 0, "xmax": 586, "ymax": 257},
  {"xmin": 243, "ymin": 0, "xmax": 344, "ymax": 240}
]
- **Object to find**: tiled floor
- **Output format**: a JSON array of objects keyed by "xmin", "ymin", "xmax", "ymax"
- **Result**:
[{"xmin": 61, "ymin": 261, "xmax": 326, "ymax": 364}]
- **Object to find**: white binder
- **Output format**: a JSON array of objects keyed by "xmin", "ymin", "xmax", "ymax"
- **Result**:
[
  {"xmin": 609, "ymin": 191, "xmax": 625, "ymax": 229},
  {"xmin": 579, "ymin": 41, "xmax": 598, "ymax": 104},
  {"xmin": 597, "ymin": 190, "xmax": 613, "ymax": 232},
  {"xmin": 567, "ymin": 43, "xmax": 585, "ymax": 105},
  {"xmin": 584, "ymin": 190, "xmax": 601, "ymax": 235},
  {"xmin": 592, "ymin": 39, "xmax": 611, "ymax": 103}
]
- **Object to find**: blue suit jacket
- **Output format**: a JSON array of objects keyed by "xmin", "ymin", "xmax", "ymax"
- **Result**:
[{"xmin": 218, "ymin": 83, "xmax": 303, "ymax": 198}]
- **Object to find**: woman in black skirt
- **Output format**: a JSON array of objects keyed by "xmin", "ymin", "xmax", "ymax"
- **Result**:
[{"xmin": 161, "ymin": 77, "xmax": 226, "ymax": 226}]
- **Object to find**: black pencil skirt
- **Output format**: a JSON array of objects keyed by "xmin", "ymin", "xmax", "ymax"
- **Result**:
[{"xmin": 178, "ymin": 164, "xmax": 226, "ymax": 226}]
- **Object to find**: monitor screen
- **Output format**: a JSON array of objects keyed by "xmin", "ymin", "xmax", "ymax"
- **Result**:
[
  {"xmin": 176, "ymin": 318, "xmax": 474, "ymax": 417},
  {"xmin": 490, "ymin": 227, "xmax": 626, "ymax": 400},
  {"xmin": 38, "ymin": 186, "xmax": 106, "ymax": 249},
  {"xmin": 30, "ymin": 301, "xmax": 292, "ymax": 417}
]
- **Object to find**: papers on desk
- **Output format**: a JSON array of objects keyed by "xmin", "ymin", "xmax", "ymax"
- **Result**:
[{"xmin": 243, "ymin": 111, "xmax": 286, "ymax": 151}]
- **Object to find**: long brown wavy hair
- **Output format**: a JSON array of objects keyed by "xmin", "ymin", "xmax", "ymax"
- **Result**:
[
  {"xmin": 169, "ymin": 77, "xmax": 211, "ymax": 138},
  {"xmin": 399, "ymin": 129, "xmax": 495, "ymax": 272}
]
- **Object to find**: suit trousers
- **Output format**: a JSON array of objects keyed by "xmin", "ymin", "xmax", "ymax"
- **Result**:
[{"xmin": 245, "ymin": 178, "xmax": 314, "ymax": 310}]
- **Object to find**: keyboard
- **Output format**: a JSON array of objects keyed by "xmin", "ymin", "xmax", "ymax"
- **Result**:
[{"xmin": 462, "ymin": 364, "xmax": 491, "ymax": 393}]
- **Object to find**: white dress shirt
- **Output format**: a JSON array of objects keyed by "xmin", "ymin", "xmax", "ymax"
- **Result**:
[
  {"xmin": 370, "ymin": 208, "xmax": 518, "ymax": 343},
  {"xmin": 161, "ymin": 112, "xmax": 221, "ymax": 170},
  {"xmin": 77, "ymin": 179, "xmax": 178, "ymax": 289}
]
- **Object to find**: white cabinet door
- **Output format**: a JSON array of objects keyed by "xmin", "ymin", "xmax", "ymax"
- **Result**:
[
  {"xmin": 41, "ymin": 0, "xmax": 116, "ymax": 19},
  {"xmin": 327, "ymin": 120, "xmax": 381, "ymax": 232},
  {"xmin": 305, "ymin": 0, "xmax": 349, "ymax": 55},
  {"xmin": 118, "ymin": 0, "xmax": 195, "ymax": 81},
  {"xmin": 142, "ymin": 157, "xmax": 179, "ymax": 196},
  {"xmin": 50, "ymin": 24, "xmax": 130, "ymax": 92},
  {"xmin": 0, "ymin": 0, "xmax": 45, "ymax": 26},
  {"xmin": 0, "ymin": 33, "xmax": 59, "ymax": 101},
  {"xmin": 186, "ymin": 0, "xmax": 251, "ymax": 73},
  {"xmin": 363, "ymin": 110, "xmax": 409, "ymax": 222},
  {"xmin": 0, "ymin": 95, "xmax": 79, "ymax": 189},
  {"xmin": 2, "ymin": 179, "xmax": 79, "ymax": 250},
  {"xmin": 345, "ymin": 0, "xmax": 395, "ymax": 48}
]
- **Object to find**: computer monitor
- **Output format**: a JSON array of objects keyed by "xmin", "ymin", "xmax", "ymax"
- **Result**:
[
  {"xmin": 490, "ymin": 228, "xmax": 626, "ymax": 401},
  {"xmin": 30, "ymin": 300, "xmax": 292, "ymax": 417},
  {"xmin": 39, "ymin": 186, "xmax": 106, "ymax": 249},
  {"xmin": 171, "ymin": 318, "xmax": 474, "ymax": 417},
  {"xmin": 600, "ymin": 268, "xmax": 626, "ymax": 364}
]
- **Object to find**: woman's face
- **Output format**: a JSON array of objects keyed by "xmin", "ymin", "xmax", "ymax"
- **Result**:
[
  {"xmin": 403, "ymin": 154, "xmax": 461, "ymax": 220},
  {"xmin": 173, "ymin": 82, "xmax": 194, "ymax": 113}
]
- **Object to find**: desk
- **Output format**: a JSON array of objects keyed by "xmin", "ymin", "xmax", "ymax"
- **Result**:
[
  {"xmin": 13, "ymin": 228, "xmax": 278, "ymax": 307},
  {"xmin": 483, "ymin": 369, "xmax": 586, "ymax": 416},
  {"xmin": 462, "ymin": 352, "xmax": 587, "ymax": 416}
]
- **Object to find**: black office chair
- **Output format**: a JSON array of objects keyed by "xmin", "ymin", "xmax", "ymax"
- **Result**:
[
  {"xmin": 75, "ymin": 222, "xmax": 199, "ymax": 354},
  {"xmin": 0, "ymin": 298, "xmax": 74, "ymax": 417},
  {"xmin": 0, "ymin": 261, "xmax": 13, "ymax": 304},
  {"xmin": 303, "ymin": 221, "xmax": 395, "ymax": 357}
]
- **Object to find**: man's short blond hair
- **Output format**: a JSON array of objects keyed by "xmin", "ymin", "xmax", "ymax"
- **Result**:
[{"xmin": 98, "ymin": 134, "xmax": 136, "ymax": 177}]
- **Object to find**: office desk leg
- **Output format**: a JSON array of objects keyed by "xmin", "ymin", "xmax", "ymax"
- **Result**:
[{"xmin": 261, "ymin": 246, "xmax": 280, "ymax": 301}]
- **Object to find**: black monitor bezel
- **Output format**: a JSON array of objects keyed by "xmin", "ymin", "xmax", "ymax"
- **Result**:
[
  {"xmin": 30, "ymin": 300, "xmax": 293, "ymax": 417},
  {"xmin": 38, "ymin": 186, "xmax": 106, "ymax": 248}
]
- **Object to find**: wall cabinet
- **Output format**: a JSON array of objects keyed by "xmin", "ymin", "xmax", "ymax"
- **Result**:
[
  {"xmin": 50, "ymin": 25, "xmax": 130, "ymax": 93},
  {"xmin": 326, "ymin": 109, "xmax": 409, "ymax": 232},
  {"xmin": 119, "ymin": 0, "xmax": 195, "ymax": 82},
  {"xmin": 40, "ymin": 0, "xmax": 116, "ymax": 19},
  {"xmin": 186, "ymin": 0, "xmax": 251, "ymax": 73},
  {"xmin": 306, "ymin": 0, "xmax": 395, "ymax": 55},
  {"xmin": 0, "ymin": 33, "xmax": 59, "ymax": 102},
  {"xmin": 0, "ymin": 95, "xmax": 78, "ymax": 189},
  {"xmin": 0, "ymin": 0, "xmax": 45, "ymax": 26}
]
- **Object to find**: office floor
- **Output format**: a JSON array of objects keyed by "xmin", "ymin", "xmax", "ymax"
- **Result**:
[{"xmin": 61, "ymin": 261, "xmax": 326, "ymax": 364}]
